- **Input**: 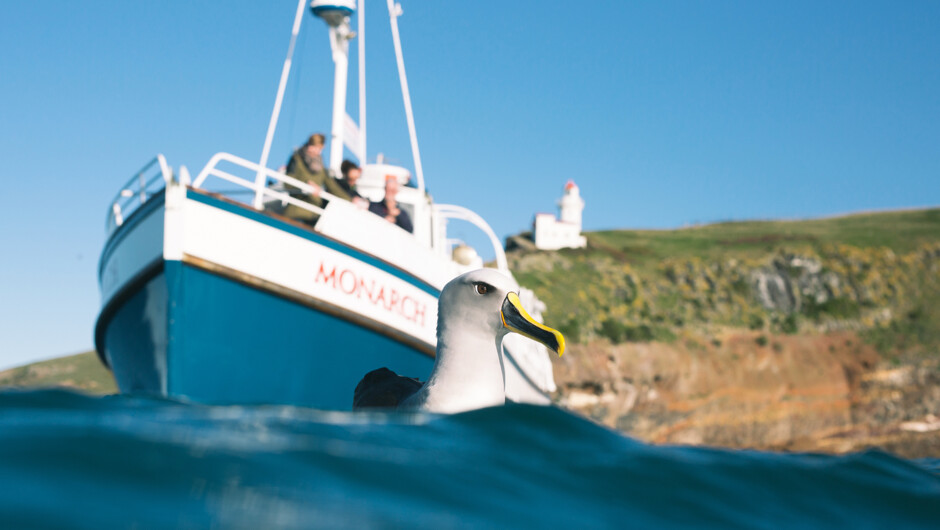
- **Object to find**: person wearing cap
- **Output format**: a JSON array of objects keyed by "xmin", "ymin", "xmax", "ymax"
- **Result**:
[
  {"xmin": 368, "ymin": 174, "xmax": 413, "ymax": 233},
  {"xmin": 282, "ymin": 133, "xmax": 351, "ymax": 223}
]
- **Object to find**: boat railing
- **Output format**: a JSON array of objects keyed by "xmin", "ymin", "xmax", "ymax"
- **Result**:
[
  {"xmin": 433, "ymin": 204, "xmax": 509, "ymax": 273},
  {"xmin": 193, "ymin": 152, "xmax": 342, "ymax": 217},
  {"xmin": 106, "ymin": 154, "xmax": 172, "ymax": 233},
  {"xmin": 189, "ymin": 153, "xmax": 511, "ymax": 275}
]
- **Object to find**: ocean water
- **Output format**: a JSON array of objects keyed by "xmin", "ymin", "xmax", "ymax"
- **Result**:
[{"xmin": 0, "ymin": 390, "xmax": 937, "ymax": 529}]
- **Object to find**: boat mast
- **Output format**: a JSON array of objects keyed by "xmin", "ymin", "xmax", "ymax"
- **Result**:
[
  {"xmin": 312, "ymin": 1, "xmax": 357, "ymax": 175},
  {"xmin": 254, "ymin": 0, "xmax": 308, "ymax": 209},
  {"xmin": 358, "ymin": 0, "xmax": 366, "ymax": 164},
  {"xmin": 386, "ymin": 0, "xmax": 424, "ymax": 194}
]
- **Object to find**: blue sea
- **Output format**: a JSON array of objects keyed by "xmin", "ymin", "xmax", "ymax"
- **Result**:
[{"xmin": 1, "ymin": 390, "xmax": 937, "ymax": 529}]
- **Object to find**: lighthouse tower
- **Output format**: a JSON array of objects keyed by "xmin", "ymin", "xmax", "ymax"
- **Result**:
[
  {"xmin": 534, "ymin": 180, "xmax": 587, "ymax": 250},
  {"xmin": 559, "ymin": 180, "xmax": 584, "ymax": 226}
]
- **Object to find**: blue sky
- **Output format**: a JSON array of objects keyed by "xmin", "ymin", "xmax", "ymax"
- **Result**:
[{"xmin": 1, "ymin": 1, "xmax": 938, "ymax": 370}]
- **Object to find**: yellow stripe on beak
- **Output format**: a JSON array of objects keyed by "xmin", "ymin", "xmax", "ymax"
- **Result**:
[{"xmin": 500, "ymin": 292, "xmax": 565, "ymax": 356}]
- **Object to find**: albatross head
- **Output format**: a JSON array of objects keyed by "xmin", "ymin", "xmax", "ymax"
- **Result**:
[
  {"xmin": 438, "ymin": 268, "xmax": 565, "ymax": 357},
  {"xmin": 409, "ymin": 269, "xmax": 564, "ymax": 413}
]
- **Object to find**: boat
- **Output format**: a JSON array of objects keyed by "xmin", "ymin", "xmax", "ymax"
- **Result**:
[{"xmin": 94, "ymin": 0, "xmax": 556, "ymax": 410}]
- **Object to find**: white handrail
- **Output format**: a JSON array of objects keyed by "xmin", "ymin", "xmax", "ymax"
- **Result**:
[
  {"xmin": 106, "ymin": 154, "xmax": 172, "ymax": 232},
  {"xmin": 434, "ymin": 204, "xmax": 509, "ymax": 273},
  {"xmin": 157, "ymin": 154, "xmax": 171, "ymax": 185},
  {"xmin": 194, "ymin": 151, "xmax": 345, "ymax": 216},
  {"xmin": 195, "ymin": 155, "xmax": 507, "ymax": 274}
]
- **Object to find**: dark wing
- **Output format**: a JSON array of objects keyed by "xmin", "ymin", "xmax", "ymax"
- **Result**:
[{"xmin": 353, "ymin": 367, "xmax": 424, "ymax": 410}]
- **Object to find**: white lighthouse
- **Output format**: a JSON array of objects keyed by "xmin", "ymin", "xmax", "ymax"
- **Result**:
[
  {"xmin": 534, "ymin": 180, "xmax": 587, "ymax": 250},
  {"xmin": 559, "ymin": 180, "xmax": 584, "ymax": 225}
]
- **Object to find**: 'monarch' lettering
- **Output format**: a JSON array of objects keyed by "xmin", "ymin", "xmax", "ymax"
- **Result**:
[{"xmin": 315, "ymin": 262, "xmax": 427, "ymax": 327}]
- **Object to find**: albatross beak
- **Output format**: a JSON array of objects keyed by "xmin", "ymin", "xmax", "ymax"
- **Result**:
[{"xmin": 500, "ymin": 292, "xmax": 566, "ymax": 356}]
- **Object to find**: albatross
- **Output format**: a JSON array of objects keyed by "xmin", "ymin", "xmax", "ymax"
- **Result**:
[{"xmin": 353, "ymin": 268, "xmax": 565, "ymax": 413}]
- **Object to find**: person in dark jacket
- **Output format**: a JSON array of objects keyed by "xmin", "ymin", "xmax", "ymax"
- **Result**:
[
  {"xmin": 282, "ymin": 133, "xmax": 351, "ymax": 223},
  {"xmin": 339, "ymin": 159, "xmax": 369, "ymax": 209},
  {"xmin": 369, "ymin": 175, "xmax": 413, "ymax": 233}
]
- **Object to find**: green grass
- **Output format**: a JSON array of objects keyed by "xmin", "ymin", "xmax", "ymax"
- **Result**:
[
  {"xmin": 803, "ymin": 297, "xmax": 862, "ymax": 321},
  {"xmin": 588, "ymin": 208, "xmax": 940, "ymax": 276},
  {"xmin": 0, "ymin": 351, "xmax": 116, "ymax": 394},
  {"xmin": 511, "ymin": 208, "xmax": 940, "ymax": 346},
  {"xmin": 862, "ymin": 290, "xmax": 940, "ymax": 358}
]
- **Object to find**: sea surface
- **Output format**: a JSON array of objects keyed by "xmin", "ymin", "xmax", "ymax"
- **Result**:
[{"xmin": 0, "ymin": 390, "xmax": 937, "ymax": 529}]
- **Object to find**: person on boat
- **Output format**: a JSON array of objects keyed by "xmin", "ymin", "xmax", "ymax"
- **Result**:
[
  {"xmin": 282, "ymin": 133, "xmax": 351, "ymax": 223},
  {"xmin": 369, "ymin": 175, "xmax": 413, "ymax": 233},
  {"xmin": 339, "ymin": 159, "xmax": 369, "ymax": 209}
]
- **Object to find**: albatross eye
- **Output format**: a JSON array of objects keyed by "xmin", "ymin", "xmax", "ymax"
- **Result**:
[{"xmin": 473, "ymin": 282, "xmax": 490, "ymax": 295}]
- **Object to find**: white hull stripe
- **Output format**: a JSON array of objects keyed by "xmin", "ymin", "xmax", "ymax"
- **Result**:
[{"xmin": 172, "ymin": 192, "xmax": 440, "ymax": 347}]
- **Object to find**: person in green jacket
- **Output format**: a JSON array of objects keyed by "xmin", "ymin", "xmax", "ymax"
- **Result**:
[{"xmin": 282, "ymin": 133, "xmax": 351, "ymax": 224}]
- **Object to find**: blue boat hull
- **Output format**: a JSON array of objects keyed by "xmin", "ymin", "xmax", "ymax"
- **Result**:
[
  {"xmin": 98, "ymin": 261, "xmax": 434, "ymax": 410},
  {"xmin": 96, "ymin": 182, "xmax": 553, "ymax": 409}
]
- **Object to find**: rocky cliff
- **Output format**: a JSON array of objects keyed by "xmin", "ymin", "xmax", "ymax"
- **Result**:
[{"xmin": 511, "ymin": 208, "xmax": 940, "ymax": 457}]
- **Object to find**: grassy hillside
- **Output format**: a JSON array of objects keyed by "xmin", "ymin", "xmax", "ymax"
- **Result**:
[
  {"xmin": 0, "ymin": 351, "xmax": 116, "ymax": 394},
  {"xmin": 513, "ymin": 208, "xmax": 940, "ymax": 456},
  {"xmin": 512, "ymin": 208, "xmax": 940, "ymax": 355},
  {"xmin": 590, "ymin": 208, "xmax": 940, "ymax": 275}
]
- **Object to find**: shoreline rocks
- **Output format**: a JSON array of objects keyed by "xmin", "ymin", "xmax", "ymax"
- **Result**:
[{"xmin": 551, "ymin": 332, "xmax": 940, "ymax": 458}]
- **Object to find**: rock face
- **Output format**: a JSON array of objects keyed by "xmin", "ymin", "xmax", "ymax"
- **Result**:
[
  {"xmin": 750, "ymin": 254, "xmax": 836, "ymax": 313},
  {"xmin": 552, "ymin": 334, "xmax": 940, "ymax": 458},
  {"xmin": 506, "ymin": 211, "xmax": 940, "ymax": 457}
]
